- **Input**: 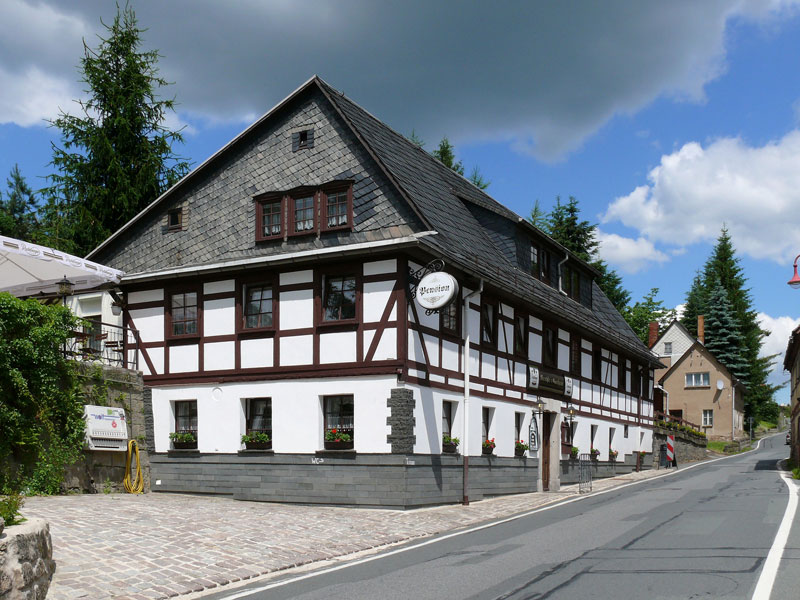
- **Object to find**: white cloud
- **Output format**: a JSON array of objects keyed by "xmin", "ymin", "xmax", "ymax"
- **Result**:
[
  {"xmin": 595, "ymin": 230, "xmax": 670, "ymax": 274},
  {"xmin": 1, "ymin": 0, "xmax": 799, "ymax": 159},
  {"xmin": 603, "ymin": 131, "xmax": 800, "ymax": 263},
  {"xmin": 757, "ymin": 312, "xmax": 800, "ymax": 392}
]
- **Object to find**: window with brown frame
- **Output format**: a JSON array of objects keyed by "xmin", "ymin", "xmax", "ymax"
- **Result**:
[
  {"xmin": 171, "ymin": 292, "xmax": 198, "ymax": 337},
  {"xmin": 324, "ymin": 395, "xmax": 354, "ymax": 438},
  {"xmin": 174, "ymin": 400, "xmax": 197, "ymax": 434},
  {"xmin": 291, "ymin": 195, "xmax": 315, "ymax": 234},
  {"xmin": 480, "ymin": 300, "xmax": 497, "ymax": 346},
  {"xmin": 542, "ymin": 326, "xmax": 557, "ymax": 368},
  {"xmin": 540, "ymin": 250, "xmax": 551, "ymax": 284},
  {"xmin": 442, "ymin": 401, "xmax": 454, "ymax": 437},
  {"xmin": 244, "ymin": 284, "xmax": 273, "ymax": 329},
  {"xmin": 570, "ymin": 336, "xmax": 581, "ymax": 375},
  {"xmin": 322, "ymin": 274, "xmax": 357, "ymax": 322},
  {"xmin": 562, "ymin": 265, "xmax": 580, "ymax": 301},
  {"xmin": 514, "ymin": 313, "xmax": 527, "ymax": 356},
  {"xmin": 324, "ymin": 189, "xmax": 350, "ymax": 230},
  {"xmin": 530, "ymin": 244, "xmax": 539, "ymax": 278},
  {"xmin": 632, "ymin": 365, "xmax": 642, "ymax": 397},
  {"xmin": 168, "ymin": 208, "xmax": 183, "ymax": 231},
  {"xmin": 259, "ymin": 199, "xmax": 282, "ymax": 239},
  {"xmin": 246, "ymin": 398, "xmax": 272, "ymax": 436},
  {"xmin": 440, "ymin": 298, "xmax": 459, "ymax": 336}
]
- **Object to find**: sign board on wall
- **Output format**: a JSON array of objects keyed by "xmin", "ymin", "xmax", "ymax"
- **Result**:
[
  {"xmin": 529, "ymin": 415, "xmax": 540, "ymax": 451},
  {"xmin": 416, "ymin": 272, "xmax": 459, "ymax": 311},
  {"xmin": 527, "ymin": 367, "xmax": 573, "ymax": 396}
]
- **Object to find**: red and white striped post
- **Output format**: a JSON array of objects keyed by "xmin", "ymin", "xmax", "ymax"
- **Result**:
[{"xmin": 666, "ymin": 435, "xmax": 675, "ymax": 467}]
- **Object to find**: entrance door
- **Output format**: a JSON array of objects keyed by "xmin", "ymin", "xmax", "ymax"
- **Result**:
[{"xmin": 542, "ymin": 412, "xmax": 551, "ymax": 491}]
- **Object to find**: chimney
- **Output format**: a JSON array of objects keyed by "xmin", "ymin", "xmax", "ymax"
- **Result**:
[
  {"xmin": 648, "ymin": 321, "xmax": 659, "ymax": 349},
  {"xmin": 698, "ymin": 315, "xmax": 705, "ymax": 344}
]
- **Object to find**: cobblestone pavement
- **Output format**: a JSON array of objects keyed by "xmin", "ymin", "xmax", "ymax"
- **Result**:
[{"xmin": 22, "ymin": 467, "xmax": 679, "ymax": 600}]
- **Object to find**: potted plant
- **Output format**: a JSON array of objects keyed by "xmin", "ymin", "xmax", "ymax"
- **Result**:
[
  {"xmin": 482, "ymin": 438, "xmax": 496, "ymax": 455},
  {"xmin": 442, "ymin": 434, "xmax": 460, "ymax": 454},
  {"xmin": 324, "ymin": 428, "xmax": 354, "ymax": 450},
  {"xmin": 241, "ymin": 431, "xmax": 271, "ymax": 450},
  {"xmin": 514, "ymin": 439, "xmax": 529, "ymax": 457},
  {"xmin": 609, "ymin": 449, "xmax": 619, "ymax": 461},
  {"xmin": 169, "ymin": 431, "xmax": 197, "ymax": 450},
  {"xmin": 590, "ymin": 448, "xmax": 601, "ymax": 460},
  {"xmin": 570, "ymin": 446, "xmax": 580, "ymax": 460}
]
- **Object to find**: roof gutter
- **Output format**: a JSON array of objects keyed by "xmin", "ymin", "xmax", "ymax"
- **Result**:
[{"xmin": 121, "ymin": 232, "xmax": 436, "ymax": 284}]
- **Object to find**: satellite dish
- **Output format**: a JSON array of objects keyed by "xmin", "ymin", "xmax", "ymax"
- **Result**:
[{"xmin": 716, "ymin": 380, "xmax": 724, "ymax": 391}]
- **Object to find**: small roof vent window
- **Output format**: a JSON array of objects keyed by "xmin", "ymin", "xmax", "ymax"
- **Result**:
[{"xmin": 292, "ymin": 128, "xmax": 314, "ymax": 152}]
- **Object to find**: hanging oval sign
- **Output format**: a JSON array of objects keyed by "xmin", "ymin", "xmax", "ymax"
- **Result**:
[{"xmin": 416, "ymin": 272, "xmax": 459, "ymax": 310}]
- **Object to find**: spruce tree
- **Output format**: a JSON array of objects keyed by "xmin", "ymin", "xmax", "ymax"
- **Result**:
[
  {"xmin": 703, "ymin": 277, "xmax": 749, "ymax": 384},
  {"xmin": 45, "ymin": 4, "xmax": 189, "ymax": 256},
  {"xmin": 431, "ymin": 137, "xmax": 464, "ymax": 175},
  {"xmin": 622, "ymin": 288, "xmax": 675, "ymax": 345},
  {"xmin": 528, "ymin": 199, "xmax": 547, "ymax": 229},
  {"xmin": 0, "ymin": 165, "xmax": 39, "ymax": 241},
  {"xmin": 680, "ymin": 271, "xmax": 706, "ymax": 337}
]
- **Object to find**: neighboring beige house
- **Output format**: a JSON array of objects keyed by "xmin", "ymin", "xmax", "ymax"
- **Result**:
[
  {"xmin": 651, "ymin": 320, "xmax": 746, "ymax": 441},
  {"xmin": 783, "ymin": 325, "xmax": 800, "ymax": 463}
]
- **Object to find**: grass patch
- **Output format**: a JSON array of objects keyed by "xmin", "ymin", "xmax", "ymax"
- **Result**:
[{"xmin": 707, "ymin": 441, "xmax": 727, "ymax": 453}]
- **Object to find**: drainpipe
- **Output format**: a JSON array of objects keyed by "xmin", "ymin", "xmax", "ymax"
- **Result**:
[
  {"xmin": 557, "ymin": 253, "xmax": 569, "ymax": 294},
  {"xmin": 462, "ymin": 279, "xmax": 483, "ymax": 506},
  {"xmin": 731, "ymin": 382, "xmax": 736, "ymax": 441}
]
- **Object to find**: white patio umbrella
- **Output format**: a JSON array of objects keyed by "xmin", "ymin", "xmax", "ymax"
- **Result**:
[{"xmin": 0, "ymin": 235, "xmax": 123, "ymax": 297}]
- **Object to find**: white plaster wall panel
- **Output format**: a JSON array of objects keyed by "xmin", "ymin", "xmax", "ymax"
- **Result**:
[
  {"xmin": 203, "ymin": 279, "xmax": 235, "ymax": 295},
  {"xmin": 469, "ymin": 348, "xmax": 480, "ymax": 378},
  {"xmin": 417, "ymin": 304, "xmax": 438, "ymax": 330},
  {"xmin": 408, "ymin": 330, "xmax": 424, "ymax": 364},
  {"xmin": 625, "ymin": 371, "xmax": 631, "ymax": 393},
  {"xmin": 530, "ymin": 316, "xmax": 542, "ymax": 330},
  {"xmin": 529, "ymin": 333, "xmax": 542, "ymax": 363},
  {"xmin": 280, "ymin": 270, "xmax": 313, "ymax": 286},
  {"xmin": 481, "ymin": 352, "xmax": 496, "ymax": 380},
  {"xmin": 442, "ymin": 340, "xmax": 460, "ymax": 372},
  {"xmin": 408, "ymin": 304, "xmax": 416, "ymax": 324},
  {"xmin": 611, "ymin": 364, "xmax": 619, "ymax": 388},
  {"xmin": 602, "ymin": 349, "xmax": 610, "ymax": 359},
  {"xmin": 559, "ymin": 328, "xmax": 569, "ymax": 342},
  {"xmin": 240, "ymin": 337, "xmax": 273, "ymax": 369},
  {"xmin": 280, "ymin": 335, "xmax": 313, "ymax": 366},
  {"xmin": 468, "ymin": 307, "xmax": 480, "ymax": 342},
  {"xmin": 128, "ymin": 289, "xmax": 163, "ymax": 304},
  {"xmin": 514, "ymin": 362, "xmax": 526, "ymax": 388},
  {"xmin": 151, "ymin": 376, "xmax": 398, "ymax": 454},
  {"xmin": 496, "ymin": 359, "xmax": 511, "ymax": 384},
  {"xmin": 363, "ymin": 280, "xmax": 394, "ymax": 322},
  {"xmin": 320, "ymin": 331, "xmax": 357, "ymax": 364},
  {"xmin": 572, "ymin": 382, "xmax": 579, "ymax": 401},
  {"xmin": 130, "ymin": 307, "xmax": 164, "ymax": 343},
  {"xmin": 500, "ymin": 303, "xmax": 514, "ymax": 318},
  {"xmin": 408, "ymin": 368, "xmax": 427, "ymax": 379},
  {"xmin": 138, "ymin": 347, "xmax": 164, "ymax": 376},
  {"xmin": 499, "ymin": 321, "xmax": 513, "ymax": 355},
  {"xmin": 373, "ymin": 328, "xmax": 397, "ymax": 361},
  {"xmin": 507, "ymin": 390, "xmax": 522, "ymax": 399},
  {"xmin": 581, "ymin": 352, "xmax": 592, "ymax": 379},
  {"xmin": 203, "ymin": 297, "xmax": 235, "ymax": 337},
  {"xmin": 430, "ymin": 373, "xmax": 446, "ymax": 384},
  {"xmin": 486, "ymin": 385, "xmax": 504, "ymax": 397},
  {"xmin": 279, "ymin": 289, "xmax": 313, "ymax": 330},
  {"xmin": 169, "ymin": 344, "xmax": 198, "ymax": 373},
  {"xmin": 204, "ymin": 341, "xmax": 235, "ymax": 371},
  {"xmin": 363, "ymin": 258, "xmax": 397, "ymax": 276},
  {"xmin": 557, "ymin": 343, "xmax": 569, "ymax": 371},
  {"xmin": 658, "ymin": 323, "xmax": 694, "ymax": 357},
  {"xmin": 582, "ymin": 339, "xmax": 593, "ymax": 351},
  {"xmin": 363, "ymin": 329, "xmax": 375, "ymax": 355},
  {"xmin": 423, "ymin": 334, "xmax": 439, "ymax": 368}
]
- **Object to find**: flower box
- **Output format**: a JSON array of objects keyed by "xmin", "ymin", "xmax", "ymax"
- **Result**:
[
  {"xmin": 514, "ymin": 447, "xmax": 526, "ymax": 457},
  {"xmin": 482, "ymin": 446, "xmax": 494, "ymax": 456},
  {"xmin": 244, "ymin": 441, "xmax": 272, "ymax": 450},
  {"xmin": 172, "ymin": 440, "xmax": 197, "ymax": 450},
  {"xmin": 324, "ymin": 440, "xmax": 354, "ymax": 451},
  {"xmin": 442, "ymin": 442, "xmax": 458, "ymax": 454}
]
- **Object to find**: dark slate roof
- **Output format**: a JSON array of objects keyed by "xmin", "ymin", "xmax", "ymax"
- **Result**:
[{"xmin": 317, "ymin": 78, "xmax": 657, "ymax": 366}]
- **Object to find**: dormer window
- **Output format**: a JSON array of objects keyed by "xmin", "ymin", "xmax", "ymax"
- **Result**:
[
  {"xmin": 292, "ymin": 128, "xmax": 314, "ymax": 151},
  {"xmin": 168, "ymin": 208, "xmax": 183, "ymax": 231}
]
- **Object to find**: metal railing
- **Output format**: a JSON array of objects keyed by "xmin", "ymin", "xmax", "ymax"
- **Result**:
[
  {"xmin": 654, "ymin": 411, "xmax": 701, "ymax": 431},
  {"xmin": 65, "ymin": 321, "xmax": 139, "ymax": 370},
  {"xmin": 578, "ymin": 453, "xmax": 593, "ymax": 493}
]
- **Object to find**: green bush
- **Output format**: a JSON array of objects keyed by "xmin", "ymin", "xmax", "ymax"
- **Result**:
[
  {"xmin": 0, "ymin": 293, "xmax": 85, "ymax": 494},
  {"xmin": 0, "ymin": 492, "xmax": 26, "ymax": 526}
]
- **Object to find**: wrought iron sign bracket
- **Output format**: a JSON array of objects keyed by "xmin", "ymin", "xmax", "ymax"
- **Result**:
[{"xmin": 408, "ymin": 259, "xmax": 446, "ymax": 315}]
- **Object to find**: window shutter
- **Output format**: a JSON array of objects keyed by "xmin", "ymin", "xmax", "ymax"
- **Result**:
[
  {"xmin": 306, "ymin": 128, "xmax": 314, "ymax": 148},
  {"xmin": 292, "ymin": 132, "xmax": 300, "ymax": 152}
]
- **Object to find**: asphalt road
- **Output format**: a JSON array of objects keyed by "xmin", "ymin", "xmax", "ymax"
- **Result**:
[{"xmin": 212, "ymin": 434, "xmax": 797, "ymax": 600}]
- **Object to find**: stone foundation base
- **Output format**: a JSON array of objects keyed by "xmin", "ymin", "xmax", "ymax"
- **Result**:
[{"xmin": 0, "ymin": 518, "xmax": 56, "ymax": 600}]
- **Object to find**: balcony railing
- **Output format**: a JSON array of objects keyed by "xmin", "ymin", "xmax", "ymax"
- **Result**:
[
  {"xmin": 65, "ymin": 321, "xmax": 140, "ymax": 370},
  {"xmin": 654, "ymin": 411, "xmax": 701, "ymax": 431}
]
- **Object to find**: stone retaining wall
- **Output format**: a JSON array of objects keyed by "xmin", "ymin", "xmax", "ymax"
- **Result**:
[
  {"xmin": 64, "ymin": 363, "xmax": 149, "ymax": 494},
  {"xmin": 150, "ymin": 452, "xmax": 539, "ymax": 508},
  {"xmin": 560, "ymin": 453, "xmax": 653, "ymax": 483},
  {"xmin": 0, "ymin": 518, "xmax": 56, "ymax": 600},
  {"xmin": 653, "ymin": 427, "xmax": 708, "ymax": 463}
]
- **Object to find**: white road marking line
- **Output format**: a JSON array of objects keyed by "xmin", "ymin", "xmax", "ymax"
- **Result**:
[
  {"xmin": 219, "ymin": 433, "xmax": 778, "ymax": 599},
  {"xmin": 751, "ymin": 470, "xmax": 798, "ymax": 600}
]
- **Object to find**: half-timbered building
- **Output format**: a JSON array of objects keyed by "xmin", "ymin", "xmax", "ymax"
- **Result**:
[{"xmin": 88, "ymin": 76, "xmax": 661, "ymax": 507}]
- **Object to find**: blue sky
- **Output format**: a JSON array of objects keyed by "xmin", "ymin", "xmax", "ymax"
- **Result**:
[{"xmin": 2, "ymin": 1, "xmax": 800, "ymax": 397}]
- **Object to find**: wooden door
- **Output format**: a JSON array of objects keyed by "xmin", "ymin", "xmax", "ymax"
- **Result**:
[{"xmin": 542, "ymin": 412, "xmax": 551, "ymax": 491}]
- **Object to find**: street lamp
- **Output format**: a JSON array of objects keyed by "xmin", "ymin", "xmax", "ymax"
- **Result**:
[
  {"xmin": 57, "ymin": 275, "xmax": 74, "ymax": 306},
  {"xmin": 788, "ymin": 254, "xmax": 800, "ymax": 288}
]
